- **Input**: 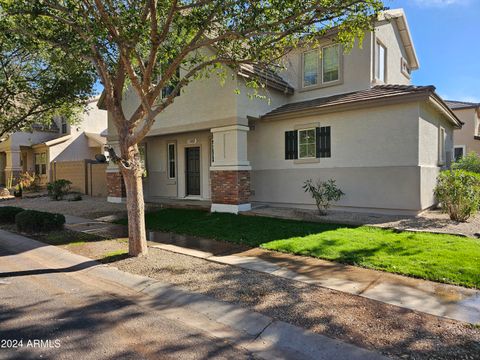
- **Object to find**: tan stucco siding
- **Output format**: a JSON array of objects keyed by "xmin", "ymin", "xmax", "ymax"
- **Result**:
[
  {"xmin": 248, "ymin": 102, "xmax": 425, "ymax": 212},
  {"xmin": 251, "ymin": 167, "xmax": 422, "ymax": 213},
  {"xmin": 143, "ymin": 130, "xmax": 212, "ymax": 200},
  {"xmin": 249, "ymin": 102, "xmax": 420, "ymax": 170},
  {"xmin": 236, "ymin": 78, "xmax": 290, "ymax": 119},
  {"xmin": 373, "ymin": 22, "xmax": 411, "ymax": 86},
  {"xmin": 418, "ymin": 103, "xmax": 454, "ymax": 209},
  {"xmin": 453, "ymin": 108, "xmax": 480, "ymax": 155}
]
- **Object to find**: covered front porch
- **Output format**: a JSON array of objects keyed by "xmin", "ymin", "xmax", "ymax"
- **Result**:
[{"xmin": 106, "ymin": 124, "xmax": 252, "ymax": 214}]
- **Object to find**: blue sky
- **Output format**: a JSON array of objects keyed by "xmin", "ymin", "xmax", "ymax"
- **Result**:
[{"xmin": 388, "ymin": 0, "xmax": 480, "ymax": 102}]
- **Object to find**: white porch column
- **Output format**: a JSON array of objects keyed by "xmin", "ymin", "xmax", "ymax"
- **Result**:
[{"xmin": 210, "ymin": 125, "xmax": 251, "ymax": 214}]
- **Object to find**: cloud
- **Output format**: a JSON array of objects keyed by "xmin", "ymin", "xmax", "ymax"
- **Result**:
[{"xmin": 411, "ymin": 0, "xmax": 471, "ymax": 7}]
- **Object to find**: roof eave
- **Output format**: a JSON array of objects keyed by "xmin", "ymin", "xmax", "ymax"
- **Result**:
[
  {"xmin": 262, "ymin": 91, "xmax": 430, "ymax": 121},
  {"xmin": 380, "ymin": 9, "xmax": 420, "ymax": 70}
]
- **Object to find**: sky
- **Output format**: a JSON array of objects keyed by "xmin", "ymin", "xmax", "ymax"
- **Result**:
[{"xmin": 387, "ymin": 0, "xmax": 480, "ymax": 102}]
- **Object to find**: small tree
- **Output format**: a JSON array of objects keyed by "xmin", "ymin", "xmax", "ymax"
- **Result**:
[
  {"xmin": 3, "ymin": 0, "xmax": 384, "ymax": 256},
  {"xmin": 434, "ymin": 170, "xmax": 480, "ymax": 222},
  {"xmin": 303, "ymin": 179, "xmax": 345, "ymax": 215}
]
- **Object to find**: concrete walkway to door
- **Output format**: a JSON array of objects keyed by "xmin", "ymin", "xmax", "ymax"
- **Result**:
[{"xmin": 62, "ymin": 214, "xmax": 480, "ymax": 325}]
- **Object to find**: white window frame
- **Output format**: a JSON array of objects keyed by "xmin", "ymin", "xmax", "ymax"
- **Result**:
[
  {"xmin": 400, "ymin": 58, "xmax": 411, "ymax": 79},
  {"xmin": 167, "ymin": 142, "xmax": 176, "ymax": 179},
  {"xmin": 453, "ymin": 145, "xmax": 466, "ymax": 161},
  {"xmin": 438, "ymin": 127, "xmax": 446, "ymax": 165},
  {"xmin": 302, "ymin": 44, "xmax": 341, "ymax": 89},
  {"xmin": 297, "ymin": 128, "xmax": 317, "ymax": 160},
  {"xmin": 35, "ymin": 152, "xmax": 47, "ymax": 175},
  {"xmin": 375, "ymin": 41, "xmax": 386, "ymax": 83}
]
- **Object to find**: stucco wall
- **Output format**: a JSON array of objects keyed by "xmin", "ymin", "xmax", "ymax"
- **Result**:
[
  {"xmin": 453, "ymin": 108, "xmax": 480, "ymax": 155},
  {"xmin": 143, "ymin": 130, "xmax": 212, "ymax": 200},
  {"xmin": 278, "ymin": 35, "xmax": 372, "ymax": 103},
  {"xmin": 248, "ymin": 102, "xmax": 424, "ymax": 213},
  {"xmin": 418, "ymin": 102, "xmax": 455, "ymax": 209},
  {"xmin": 373, "ymin": 21, "xmax": 411, "ymax": 86}
]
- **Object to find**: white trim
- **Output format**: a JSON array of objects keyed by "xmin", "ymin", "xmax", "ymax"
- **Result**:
[
  {"xmin": 167, "ymin": 142, "xmax": 176, "ymax": 179},
  {"xmin": 210, "ymin": 165, "xmax": 252, "ymax": 171},
  {"xmin": 107, "ymin": 196, "xmax": 126, "ymax": 203},
  {"xmin": 297, "ymin": 128, "xmax": 316, "ymax": 160},
  {"xmin": 211, "ymin": 203, "xmax": 251, "ymax": 214},
  {"xmin": 210, "ymin": 124, "xmax": 250, "ymax": 133}
]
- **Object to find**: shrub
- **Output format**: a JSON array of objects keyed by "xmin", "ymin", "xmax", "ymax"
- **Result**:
[
  {"xmin": 47, "ymin": 179, "xmax": 72, "ymax": 200},
  {"xmin": 18, "ymin": 172, "xmax": 36, "ymax": 190},
  {"xmin": 434, "ymin": 170, "xmax": 480, "ymax": 222},
  {"xmin": 303, "ymin": 178, "xmax": 345, "ymax": 215},
  {"xmin": 0, "ymin": 206, "xmax": 24, "ymax": 224},
  {"xmin": 15, "ymin": 210, "xmax": 65, "ymax": 233},
  {"xmin": 452, "ymin": 152, "xmax": 480, "ymax": 173}
]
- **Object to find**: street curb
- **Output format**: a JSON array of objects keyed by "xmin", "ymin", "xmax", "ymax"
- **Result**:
[{"xmin": 0, "ymin": 230, "xmax": 387, "ymax": 360}]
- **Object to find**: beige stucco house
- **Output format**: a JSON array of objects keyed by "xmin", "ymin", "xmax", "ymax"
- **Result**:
[
  {"xmin": 446, "ymin": 100, "xmax": 480, "ymax": 160},
  {"xmin": 106, "ymin": 9, "xmax": 461, "ymax": 215},
  {"xmin": 0, "ymin": 98, "xmax": 107, "ymax": 186}
]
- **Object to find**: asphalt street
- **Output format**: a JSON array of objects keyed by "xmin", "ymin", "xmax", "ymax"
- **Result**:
[{"xmin": 0, "ymin": 245, "xmax": 255, "ymax": 360}]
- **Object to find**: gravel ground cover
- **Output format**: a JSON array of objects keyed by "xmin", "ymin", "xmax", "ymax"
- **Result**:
[{"xmin": 51, "ymin": 238, "xmax": 479, "ymax": 360}]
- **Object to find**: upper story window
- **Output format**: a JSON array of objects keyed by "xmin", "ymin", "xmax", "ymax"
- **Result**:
[
  {"xmin": 138, "ymin": 144, "xmax": 147, "ymax": 177},
  {"xmin": 61, "ymin": 119, "xmax": 67, "ymax": 134},
  {"xmin": 161, "ymin": 68, "xmax": 181, "ymax": 99},
  {"xmin": 400, "ymin": 58, "xmax": 411, "ymax": 79},
  {"xmin": 375, "ymin": 41, "xmax": 386, "ymax": 83},
  {"xmin": 303, "ymin": 44, "xmax": 341, "ymax": 88}
]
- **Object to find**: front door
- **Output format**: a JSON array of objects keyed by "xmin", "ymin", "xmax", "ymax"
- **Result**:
[{"xmin": 185, "ymin": 147, "xmax": 200, "ymax": 196}]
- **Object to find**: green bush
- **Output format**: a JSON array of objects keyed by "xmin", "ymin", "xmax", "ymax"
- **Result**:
[
  {"xmin": 452, "ymin": 152, "xmax": 480, "ymax": 173},
  {"xmin": 15, "ymin": 210, "xmax": 65, "ymax": 233},
  {"xmin": 303, "ymin": 178, "xmax": 345, "ymax": 215},
  {"xmin": 47, "ymin": 179, "xmax": 72, "ymax": 200},
  {"xmin": 434, "ymin": 170, "xmax": 480, "ymax": 222},
  {"xmin": 0, "ymin": 206, "xmax": 24, "ymax": 224}
]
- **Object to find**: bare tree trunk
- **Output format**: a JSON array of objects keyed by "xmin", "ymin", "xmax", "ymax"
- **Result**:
[{"xmin": 122, "ymin": 167, "xmax": 148, "ymax": 256}]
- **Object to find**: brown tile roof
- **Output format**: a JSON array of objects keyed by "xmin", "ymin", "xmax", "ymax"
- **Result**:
[
  {"xmin": 445, "ymin": 100, "xmax": 480, "ymax": 110},
  {"xmin": 262, "ymin": 85, "xmax": 437, "ymax": 118},
  {"xmin": 238, "ymin": 64, "xmax": 294, "ymax": 95}
]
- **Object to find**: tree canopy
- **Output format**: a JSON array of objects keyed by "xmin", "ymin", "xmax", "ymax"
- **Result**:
[
  {"xmin": 0, "ymin": 16, "xmax": 95, "ymax": 137},
  {"xmin": 1, "ymin": 0, "xmax": 384, "ymax": 256}
]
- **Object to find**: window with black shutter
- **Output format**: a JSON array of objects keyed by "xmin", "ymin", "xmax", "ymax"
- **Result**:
[
  {"xmin": 285, "ymin": 130, "xmax": 298, "ymax": 159},
  {"xmin": 316, "ymin": 126, "xmax": 331, "ymax": 158}
]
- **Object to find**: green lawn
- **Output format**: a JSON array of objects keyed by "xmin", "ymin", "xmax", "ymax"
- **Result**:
[{"xmin": 117, "ymin": 208, "xmax": 480, "ymax": 288}]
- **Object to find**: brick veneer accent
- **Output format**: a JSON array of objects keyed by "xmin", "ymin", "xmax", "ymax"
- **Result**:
[
  {"xmin": 106, "ymin": 171, "xmax": 126, "ymax": 198},
  {"xmin": 211, "ymin": 170, "xmax": 250, "ymax": 205}
]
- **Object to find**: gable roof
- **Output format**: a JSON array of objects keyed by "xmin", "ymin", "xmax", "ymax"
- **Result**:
[
  {"xmin": 445, "ymin": 100, "xmax": 480, "ymax": 110},
  {"xmin": 261, "ymin": 85, "xmax": 462, "ymax": 128},
  {"xmin": 379, "ymin": 9, "xmax": 419, "ymax": 70}
]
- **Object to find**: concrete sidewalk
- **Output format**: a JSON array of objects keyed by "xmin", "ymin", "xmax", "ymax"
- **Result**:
[
  {"xmin": 64, "ymin": 215, "xmax": 480, "ymax": 324},
  {"xmin": 0, "ymin": 230, "xmax": 386, "ymax": 360}
]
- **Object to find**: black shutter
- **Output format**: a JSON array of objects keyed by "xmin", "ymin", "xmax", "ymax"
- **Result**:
[
  {"xmin": 315, "ymin": 127, "xmax": 321, "ymax": 158},
  {"xmin": 316, "ymin": 126, "xmax": 331, "ymax": 158},
  {"xmin": 285, "ymin": 131, "xmax": 298, "ymax": 160}
]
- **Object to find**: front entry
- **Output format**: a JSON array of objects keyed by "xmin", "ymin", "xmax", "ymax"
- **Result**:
[{"xmin": 185, "ymin": 147, "xmax": 200, "ymax": 196}]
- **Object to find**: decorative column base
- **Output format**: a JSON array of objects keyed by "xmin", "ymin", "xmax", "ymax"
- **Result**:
[
  {"xmin": 210, "ymin": 170, "xmax": 251, "ymax": 214},
  {"xmin": 106, "ymin": 170, "xmax": 126, "ymax": 203}
]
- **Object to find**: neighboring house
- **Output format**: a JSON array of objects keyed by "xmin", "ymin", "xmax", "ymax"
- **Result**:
[
  {"xmin": 0, "ymin": 98, "xmax": 107, "ymax": 186},
  {"xmin": 106, "ymin": 9, "xmax": 461, "ymax": 215},
  {"xmin": 445, "ymin": 100, "xmax": 480, "ymax": 160}
]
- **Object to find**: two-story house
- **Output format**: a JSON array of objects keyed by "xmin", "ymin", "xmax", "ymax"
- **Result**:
[
  {"xmin": 106, "ymin": 9, "xmax": 461, "ymax": 215},
  {"xmin": 0, "ymin": 98, "xmax": 107, "ymax": 186},
  {"xmin": 446, "ymin": 100, "xmax": 480, "ymax": 160}
]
